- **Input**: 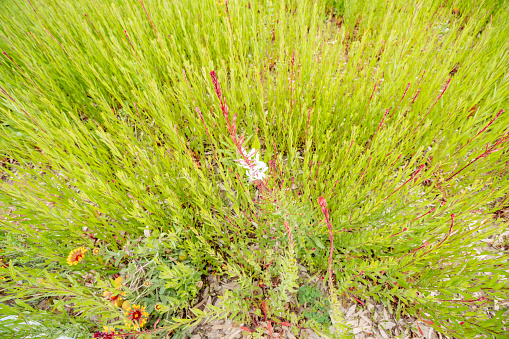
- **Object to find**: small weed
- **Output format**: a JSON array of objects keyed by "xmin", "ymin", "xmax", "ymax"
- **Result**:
[{"xmin": 298, "ymin": 284, "xmax": 332, "ymax": 326}]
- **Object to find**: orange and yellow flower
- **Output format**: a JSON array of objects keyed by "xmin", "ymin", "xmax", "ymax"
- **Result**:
[
  {"xmin": 92, "ymin": 248, "xmax": 100, "ymax": 255},
  {"xmin": 103, "ymin": 290, "xmax": 125, "ymax": 307},
  {"xmin": 66, "ymin": 247, "xmax": 87, "ymax": 266},
  {"xmin": 0, "ymin": 257, "xmax": 6, "ymax": 280},
  {"xmin": 124, "ymin": 304, "xmax": 149, "ymax": 330},
  {"xmin": 103, "ymin": 276, "xmax": 126, "ymax": 307}
]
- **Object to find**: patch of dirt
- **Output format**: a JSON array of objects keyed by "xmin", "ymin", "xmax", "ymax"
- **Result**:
[{"xmin": 184, "ymin": 268, "xmax": 448, "ymax": 339}]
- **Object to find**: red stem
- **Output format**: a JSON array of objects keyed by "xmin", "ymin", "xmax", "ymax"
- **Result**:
[
  {"xmin": 453, "ymin": 109, "xmax": 503, "ymax": 156},
  {"xmin": 367, "ymin": 108, "xmax": 389, "ymax": 149},
  {"xmin": 384, "ymin": 164, "xmax": 424, "ymax": 200},
  {"xmin": 84, "ymin": 14, "xmax": 114, "ymax": 58},
  {"xmin": 3, "ymin": 51, "xmax": 42, "ymax": 94},
  {"xmin": 411, "ymin": 78, "xmax": 452, "ymax": 134},
  {"xmin": 436, "ymin": 214, "xmax": 455, "ymax": 248},
  {"xmin": 139, "ymin": 0, "xmax": 159, "ymax": 39},
  {"xmin": 318, "ymin": 197, "xmax": 334, "ymax": 281},
  {"xmin": 360, "ymin": 82, "xmax": 378, "ymax": 123},
  {"xmin": 446, "ymin": 134, "xmax": 508, "ymax": 181},
  {"xmin": 389, "ymin": 83, "xmax": 411, "ymax": 119},
  {"xmin": 305, "ymin": 107, "xmax": 312, "ymax": 140}
]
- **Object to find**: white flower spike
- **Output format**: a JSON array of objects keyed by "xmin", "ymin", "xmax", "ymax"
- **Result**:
[{"xmin": 235, "ymin": 148, "xmax": 269, "ymax": 184}]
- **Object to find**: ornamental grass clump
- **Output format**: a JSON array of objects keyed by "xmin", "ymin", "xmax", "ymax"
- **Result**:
[{"xmin": 0, "ymin": 0, "xmax": 508, "ymax": 338}]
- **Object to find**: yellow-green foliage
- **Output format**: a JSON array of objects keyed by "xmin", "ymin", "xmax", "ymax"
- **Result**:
[{"xmin": 0, "ymin": 0, "xmax": 508, "ymax": 338}]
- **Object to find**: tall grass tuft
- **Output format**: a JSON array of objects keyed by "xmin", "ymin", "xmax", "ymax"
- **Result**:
[{"xmin": 0, "ymin": 0, "xmax": 508, "ymax": 338}]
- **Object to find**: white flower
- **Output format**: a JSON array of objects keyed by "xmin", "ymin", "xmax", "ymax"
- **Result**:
[{"xmin": 235, "ymin": 148, "xmax": 269, "ymax": 183}]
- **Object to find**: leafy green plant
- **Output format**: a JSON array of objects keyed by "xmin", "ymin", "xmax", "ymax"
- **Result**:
[
  {"xmin": 0, "ymin": 0, "xmax": 508, "ymax": 338},
  {"xmin": 326, "ymin": 0, "xmax": 345, "ymax": 17},
  {"xmin": 298, "ymin": 284, "xmax": 332, "ymax": 326},
  {"xmin": 156, "ymin": 259, "xmax": 202, "ymax": 312}
]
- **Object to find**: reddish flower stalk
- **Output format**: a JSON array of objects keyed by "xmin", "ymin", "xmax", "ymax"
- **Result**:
[
  {"xmin": 438, "ymin": 296, "xmax": 489, "ymax": 303},
  {"xmin": 429, "ymin": 3, "xmax": 445, "ymax": 28},
  {"xmin": 260, "ymin": 299, "xmax": 268, "ymax": 320},
  {"xmin": 367, "ymin": 109, "xmax": 389, "ymax": 149},
  {"xmin": 416, "ymin": 322, "xmax": 424, "ymax": 336},
  {"xmin": 224, "ymin": 215, "xmax": 245, "ymax": 233},
  {"xmin": 305, "ymin": 107, "xmax": 312, "ymax": 140},
  {"xmin": 235, "ymin": 171, "xmax": 249, "ymax": 195},
  {"xmin": 384, "ymin": 164, "xmax": 425, "ymax": 200},
  {"xmin": 288, "ymin": 51, "xmax": 296, "ymax": 119},
  {"xmin": 318, "ymin": 197, "xmax": 334, "ymax": 283},
  {"xmin": 411, "ymin": 78, "xmax": 452, "ymax": 134},
  {"xmin": 284, "ymin": 221, "xmax": 294, "ymax": 249},
  {"xmin": 390, "ymin": 83, "xmax": 411, "ymax": 118},
  {"xmin": 446, "ymin": 134, "xmax": 509, "ymax": 181},
  {"xmin": 240, "ymin": 326, "xmax": 254, "ymax": 333},
  {"xmin": 313, "ymin": 161, "xmax": 321, "ymax": 182},
  {"xmin": 240, "ymin": 209, "xmax": 257, "ymax": 225},
  {"xmin": 423, "ymin": 320, "xmax": 434, "ymax": 325},
  {"xmin": 0, "ymin": 85, "xmax": 43, "ymax": 130},
  {"xmin": 307, "ymin": 161, "xmax": 314, "ymax": 182},
  {"xmin": 389, "ymin": 227, "xmax": 408, "ymax": 237},
  {"xmin": 388, "ymin": 154, "xmax": 403, "ymax": 170},
  {"xmin": 155, "ymin": 65, "xmax": 163, "ymax": 81},
  {"xmin": 352, "ymin": 296, "xmax": 365, "ymax": 306},
  {"xmin": 269, "ymin": 159, "xmax": 277, "ymax": 177},
  {"xmin": 138, "ymin": 0, "xmax": 159, "ymax": 39},
  {"xmin": 272, "ymin": 140, "xmax": 284, "ymax": 179},
  {"xmin": 210, "ymin": 71, "xmax": 271, "ymax": 191},
  {"xmin": 409, "ymin": 241, "xmax": 429, "ymax": 254},
  {"xmin": 210, "ymin": 71, "xmax": 236, "ymax": 138},
  {"xmin": 352, "ymin": 157, "xmax": 372, "ymax": 192},
  {"xmin": 410, "ymin": 207, "xmax": 435, "ymax": 222},
  {"xmin": 26, "ymin": 0, "xmax": 77, "ymax": 65},
  {"xmin": 224, "ymin": 1, "xmax": 234, "ymax": 38},
  {"xmin": 416, "ymin": 70, "xmax": 426, "ymax": 87},
  {"xmin": 327, "ymin": 179, "xmax": 339, "ymax": 196},
  {"xmin": 3, "ymin": 51, "xmax": 42, "ymax": 94},
  {"xmin": 435, "ymin": 214, "xmax": 455, "ymax": 248},
  {"xmin": 345, "ymin": 139, "xmax": 354, "ymax": 159},
  {"xmin": 353, "ymin": 270, "xmax": 364, "ymax": 278},
  {"xmin": 124, "ymin": 30, "xmax": 148, "ymax": 79},
  {"xmin": 411, "ymin": 89, "xmax": 421, "ymax": 102},
  {"xmin": 453, "ymin": 109, "xmax": 504, "ymax": 156},
  {"xmin": 279, "ymin": 177, "xmax": 285, "ymax": 190},
  {"xmin": 360, "ymin": 82, "xmax": 378, "ymax": 123},
  {"xmin": 272, "ymin": 139, "xmax": 279, "ymax": 158},
  {"xmin": 402, "ymin": 89, "xmax": 421, "ymax": 117},
  {"xmin": 196, "ymin": 107, "xmax": 213, "ymax": 145}
]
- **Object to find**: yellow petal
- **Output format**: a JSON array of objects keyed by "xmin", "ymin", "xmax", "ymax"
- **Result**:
[
  {"xmin": 122, "ymin": 300, "xmax": 131, "ymax": 311},
  {"xmin": 114, "ymin": 276, "xmax": 123, "ymax": 289},
  {"xmin": 114, "ymin": 297, "xmax": 123, "ymax": 307}
]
